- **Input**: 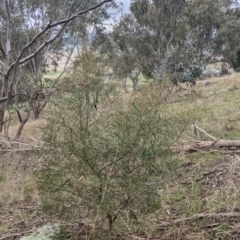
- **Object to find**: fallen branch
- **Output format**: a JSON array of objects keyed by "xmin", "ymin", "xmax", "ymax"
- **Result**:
[
  {"xmin": 156, "ymin": 212, "xmax": 240, "ymax": 228},
  {"xmin": 0, "ymin": 147, "xmax": 40, "ymax": 153},
  {"xmin": 174, "ymin": 125, "xmax": 240, "ymax": 153},
  {"xmin": 182, "ymin": 139, "xmax": 240, "ymax": 153},
  {"xmin": 0, "ymin": 230, "xmax": 33, "ymax": 240},
  {"xmin": 0, "ymin": 135, "xmax": 43, "ymax": 154}
]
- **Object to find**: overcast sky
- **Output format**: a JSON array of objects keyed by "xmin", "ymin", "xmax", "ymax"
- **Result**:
[{"xmin": 115, "ymin": 0, "xmax": 131, "ymax": 14}]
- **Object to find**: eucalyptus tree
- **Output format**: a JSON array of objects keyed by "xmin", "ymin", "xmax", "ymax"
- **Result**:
[
  {"xmin": 0, "ymin": 0, "xmax": 114, "ymax": 137},
  {"xmin": 186, "ymin": 0, "xmax": 240, "ymax": 62},
  {"xmin": 214, "ymin": 3, "xmax": 240, "ymax": 68},
  {"xmin": 97, "ymin": 0, "xmax": 240, "ymax": 92},
  {"xmin": 98, "ymin": 0, "xmax": 190, "ymax": 92}
]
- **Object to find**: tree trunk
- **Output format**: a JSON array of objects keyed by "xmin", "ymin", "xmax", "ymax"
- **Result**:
[
  {"xmin": 132, "ymin": 78, "xmax": 139, "ymax": 94},
  {"xmin": 129, "ymin": 68, "xmax": 140, "ymax": 94},
  {"xmin": 15, "ymin": 109, "xmax": 31, "ymax": 139},
  {"xmin": 0, "ymin": 104, "xmax": 5, "ymax": 133},
  {"xmin": 0, "ymin": 76, "xmax": 9, "ymax": 132},
  {"xmin": 0, "ymin": 1, "xmax": 12, "ymax": 133},
  {"xmin": 122, "ymin": 78, "xmax": 128, "ymax": 93},
  {"xmin": 32, "ymin": 105, "xmax": 40, "ymax": 119},
  {"xmin": 31, "ymin": 98, "xmax": 40, "ymax": 120},
  {"xmin": 28, "ymin": 89, "xmax": 43, "ymax": 120}
]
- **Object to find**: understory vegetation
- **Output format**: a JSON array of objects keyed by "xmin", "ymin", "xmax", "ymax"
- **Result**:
[
  {"xmin": 2, "ymin": 73, "xmax": 240, "ymax": 239},
  {"xmin": 37, "ymin": 81, "xmax": 192, "ymax": 237}
]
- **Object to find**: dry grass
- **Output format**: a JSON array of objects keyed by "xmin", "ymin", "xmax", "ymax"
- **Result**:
[
  {"xmin": 0, "ymin": 151, "xmax": 44, "ymax": 238},
  {"xmin": 0, "ymin": 116, "xmax": 47, "ymax": 238}
]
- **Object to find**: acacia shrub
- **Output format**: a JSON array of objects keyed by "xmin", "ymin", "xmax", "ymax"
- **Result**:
[{"xmin": 36, "ymin": 82, "xmax": 192, "ymax": 236}]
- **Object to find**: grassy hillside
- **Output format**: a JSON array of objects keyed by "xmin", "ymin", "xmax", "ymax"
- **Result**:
[{"xmin": 1, "ymin": 73, "xmax": 240, "ymax": 239}]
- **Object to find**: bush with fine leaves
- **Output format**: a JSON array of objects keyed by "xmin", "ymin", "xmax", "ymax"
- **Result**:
[{"xmin": 36, "ymin": 83, "xmax": 191, "ymax": 235}]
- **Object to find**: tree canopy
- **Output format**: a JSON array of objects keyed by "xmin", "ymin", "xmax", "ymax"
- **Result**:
[{"xmin": 93, "ymin": 0, "xmax": 240, "ymax": 90}]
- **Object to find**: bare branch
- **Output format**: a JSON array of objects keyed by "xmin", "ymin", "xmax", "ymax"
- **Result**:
[
  {"xmin": 18, "ymin": 22, "xmax": 68, "ymax": 65},
  {"xmin": 48, "ymin": 0, "xmax": 112, "ymax": 28},
  {"xmin": 7, "ymin": 0, "xmax": 112, "ymax": 75}
]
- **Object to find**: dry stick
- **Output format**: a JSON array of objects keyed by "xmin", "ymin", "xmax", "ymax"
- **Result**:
[
  {"xmin": 0, "ymin": 147, "xmax": 41, "ymax": 153},
  {"xmin": 194, "ymin": 124, "xmax": 216, "ymax": 140},
  {"xmin": 235, "ymin": 155, "xmax": 240, "ymax": 161},
  {"xmin": 1, "ymin": 139, "xmax": 37, "ymax": 147},
  {"xmin": 0, "ymin": 230, "xmax": 33, "ymax": 240},
  {"xmin": 0, "ymin": 134, "xmax": 39, "ymax": 143},
  {"xmin": 155, "ymin": 212, "xmax": 240, "ymax": 228}
]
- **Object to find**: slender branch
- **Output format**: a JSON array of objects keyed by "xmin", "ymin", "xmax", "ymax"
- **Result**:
[
  {"xmin": 45, "ymin": 0, "xmax": 112, "ymax": 28},
  {"xmin": 7, "ymin": 0, "xmax": 112, "ymax": 74},
  {"xmin": 19, "ymin": 23, "xmax": 68, "ymax": 65}
]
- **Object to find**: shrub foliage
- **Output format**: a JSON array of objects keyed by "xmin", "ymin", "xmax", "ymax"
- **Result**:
[{"xmin": 36, "ymin": 81, "xmax": 192, "ymax": 235}]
